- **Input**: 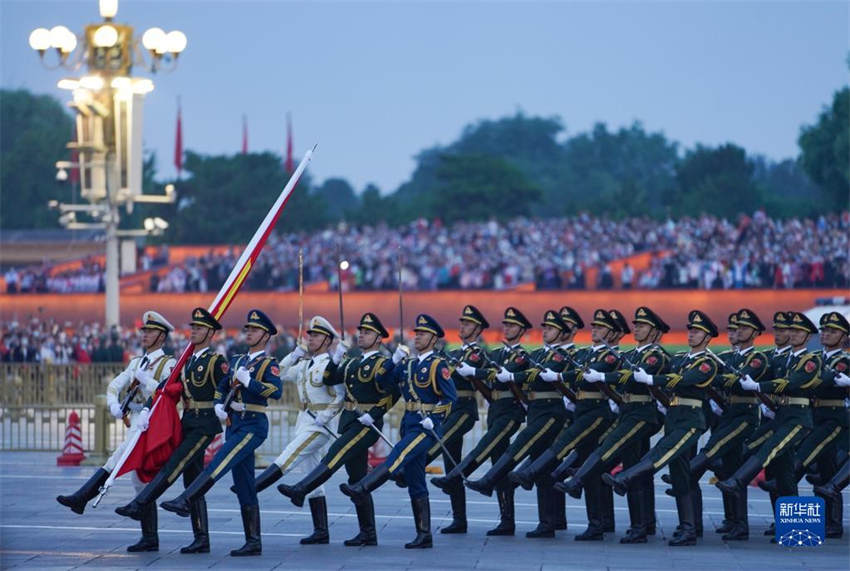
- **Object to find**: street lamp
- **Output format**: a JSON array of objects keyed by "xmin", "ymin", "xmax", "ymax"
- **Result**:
[{"xmin": 29, "ymin": 0, "xmax": 184, "ymax": 327}]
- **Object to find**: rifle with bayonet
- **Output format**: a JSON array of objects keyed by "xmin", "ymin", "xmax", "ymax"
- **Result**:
[
  {"xmin": 705, "ymin": 348, "xmax": 776, "ymax": 412},
  {"xmin": 515, "ymin": 347, "xmax": 578, "ymax": 402},
  {"xmin": 600, "ymin": 341, "xmax": 671, "ymax": 408},
  {"xmin": 560, "ymin": 346, "xmax": 625, "ymax": 407}
]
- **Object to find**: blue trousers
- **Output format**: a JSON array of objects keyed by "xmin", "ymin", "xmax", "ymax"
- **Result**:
[
  {"xmin": 201, "ymin": 412, "xmax": 268, "ymax": 506},
  {"xmin": 384, "ymin": 413, "xmax": 440, "ymax": 499}
]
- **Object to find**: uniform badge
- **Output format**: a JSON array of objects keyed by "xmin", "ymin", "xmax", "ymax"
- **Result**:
[
  {"xmin": 554, "ymin": 353, "xmax": 564, "ymax": 362},
  {"xmin": 750, "ymin": 358, "xmax": 762, "ymax": 368},
  {"xmin": 421, "ymin": 367, "xmax": 427, "ymax": 374},
  {"xmin": 647, "ymin": 356, "xmax": 657, "ymax": 365},
  {"xmin": 836, "ymin": 362, "xmax": 847, "ymax": 372},
  {"xmin": 197, "ymin": 365, "xmax": 203, "ymax": 372},
  {"xmin": 699, "ymin": 362, "xmax": 711, "ymax": 373},
  {"xmin": 270, "ymin": 365, "xmax": 280, "ymax": 376},
  {"xmin": 221, "ymin": 362, "xmax": 229, "ymax": 374},
  {"xmin": 469, "ymin": 353, "xmax": 480, "ymax": 364},
  {"xmin": 515, "ymin": 356, "xmax": 526, "ymax": 365},
  {"xmin": 804, "ymin": 360, "xmax": 816, "ymax": 373},
  {"xmin": 364, "ymin": 365, "xmax": 370, "ymax": 371},
  {"xmin": 605, "ymin": 354, "xmax": 615, "ymax": 364},
  {"xmin": 441, "ymin": 367, "xmax": 451, "ymax": 380}
]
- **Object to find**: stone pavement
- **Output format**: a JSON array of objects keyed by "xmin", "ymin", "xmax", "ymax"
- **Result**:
[{"xmin": 0, "ymin": 452, "xmax": 846, "ymax": 570}]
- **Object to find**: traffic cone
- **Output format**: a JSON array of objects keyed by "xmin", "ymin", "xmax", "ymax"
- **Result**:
[
  {"xmin": 57, "ymin": 411, "xmax": 86, "ymax": 466},
  {"xmin": 204, "ymin": 433, "xmax": 223, "ymax": 467}
]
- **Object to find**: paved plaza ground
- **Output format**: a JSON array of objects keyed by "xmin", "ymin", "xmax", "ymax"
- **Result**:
[{"xmin": 1, "ymin": 452, "xmax": 847, "ymax": 570}]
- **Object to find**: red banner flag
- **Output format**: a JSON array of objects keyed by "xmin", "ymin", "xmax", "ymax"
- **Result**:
[
  {"xmin": 174, "ymin": 99, "xmax": 183, "ymax": 177},
  {"xmin": 242, "ymin": 114, "xmax": 248, "ymax": 155},
  {"xmin": 286, "ymin": 112, "xmax": 293, "ymax": 173},
  {"xmin": 109, "ymin": 146, "xmax": 318, "ymax": 489}
]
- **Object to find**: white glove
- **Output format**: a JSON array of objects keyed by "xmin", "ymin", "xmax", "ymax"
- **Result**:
[
  {"xmin": 739, "ymin": 374, "xmax": 760, "ymax": 391},
  {"xmin": 230, "ymin": 402, "xmax": 245, "ymax": 412},
  {"xmin": 235, "ymin": 366, "xmax": 251, "ymax": 387},
  {"xmin": 656, "ymin": 402, "xmax": 667, "ymax": 415},
  {"xmin": 313, "ymin": 410, "xmax": 333, "ymax": 426},
  {"xmin": 214, "ymin": 403, "xmax": 228, "ymax": 421},
  {"xmin": 109, "ymin": 402, "xmax": 124, "ymax": 419},
  {"xmin": 392, "ymin": 345, "xmax": 410, "ymax": 364},
  {"xmin": 496, "ymin": 367, "xmax": 514, "ymax": 382},
  {"xmin": 565, "ymin": 400, "xmax": 576, "ymax": 412},
  {"xmin": 137, "ymin": 407, "xmax": 150, "ymax": 430},
  {"xmin": 455, "ymin": 363, "xmax": 475, "ymax": 377},
  {"xmin": 834, "ymin": 372, "xmax": 850, "ymax": 387},
  {"xmin": 420, "ymin": 416, "xmax": 434, "ymax": 431},
  {"xmin": 358, "ymin": 412, "xmax": 375, "ymax": 426},
  {"xmin": 541, "ymin": 369, "xmax": 561, "ymax": 382},
  {"xmin": 584, "ymin": 369, "xmax": 605, "ymax": 383},
  {"xmin": 608, "ymin": 400, "xmax": 620, "ymax": 414},
  {"xmin": 760, "ymin": 403, "xmax": 775, "ymax": 419},
  {"xmin": 633, "ymin": 368, "xmax": 653, "ymax": 385},
  {"xmin": 709, "ymin": 399, "xmax": 723, "ymax": 416},
  {"xmin": 331, "ymin": 342, "xmax": 347, "ymax": 364},
  {"xmin": 290, "ymin": 345, "xmax": 306, "ymax": 360}
]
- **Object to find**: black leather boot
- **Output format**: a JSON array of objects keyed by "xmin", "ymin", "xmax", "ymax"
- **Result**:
[
  {"xmin": 526, "ymin": 485, "xmax": 555, "ymax": 538},
  {"xmin": 553, "ymin": 489, "xmax": 567, "ymax": 530},
  {"xmin": 668, "ymin": 492, "xmax": 697, "ymax": 546},
  {"xmin": 692, "ymin": 483, "xmax": 703, "ymax": 537},
  {"xmin": 466, "ymin": 454, "xmax": 516, "ymax": 497},
  {"xmin": 440, "ymin": 484, "xmax": 467, "ymax": 534},
  {"xmin": 554, "ymin": 450, "xmax": 600, "ymax": 499},
  {"xmin": 716, "ymin": 456, "xmax": 762, "ymax": 500},
  {"xmin": 230, "ymin": 504, "xmax": 262, "ymax": 556},
  {"xmin": 278, "ymin": 463, "xmax": 333, "ymax": 508},
  {"xmin": 601, "ymin": 480, "xmax": 615, "ymax": 533},
  {"xmin": 404, "ymin": 496, "xmax": 433, "ymax": 548},
  {"xmin": 300, "ymin": 496, "xmax": 330, "ymax": 544},
  {"xmin": 116, "ymin": 469, "xmax": 172, "ymax": 521},
  {"xmin": 824, "ymin": 490, "xmax": 844, "ymax": 539},
  {"xmin": 340, "ymin": 463, "xmax": 391, "ymax": 504},
  {"xmin": 620, "ymin": 477, "xmax": 648, "ymax": 543},
  {"xmin": 127, "ymin": 501, "xmax": 159, "ymax": 552},
  {"xmin": 508, "ymin": 448, "xmax": 557, "ymax": 491},
  {"xmin": 344, "ymin": 494, "xmax": 378, "ymax": 546},
  {"xmin": 603, "ymin": 457, "xmax": 654, "ymax": 496},
  {"xmin": 688, "ymin": 452, "xmax": 711, "ymax": 482},
  {"xmin": 181, "ymin": 497, "xmax": 210, "ymax": 553},
  {"xmin": 249, "ymin": 464, "xmax": 283, "ymax": 494},
  {"xmin": 486, "ymin": 486, "xmax": 515, "ymax": 536},
  {"xmin": 715, "ymin": 490, "xmax": 734, "ymax": 533},
  {"xmin": 431, "ymin": 454, "xmax": 477, "ymax": 492},
  {"xmin": 575, "ymin": 477, "xmax": 605, "ymax": 541},
  {"xmin": 814, "ymin": 460, "xmax": 849, "ymax": 502},
  {"xmin": 161, "ymin": 474, "xmax": 215, "ymax": 518},
  {"xmin": 56, "ymin": 468, "xmax": 109, "ymax": 515},
  {"xmin": 722, "ymin": 490, "xmax": 749, "ymax": 541},
  {"xmin": 549, "ymin": 450, "xmax": 579, "ymax": 484},
  {"xmin": 644, "ymin": 479, "xmax": 657, "ymax": 535}
]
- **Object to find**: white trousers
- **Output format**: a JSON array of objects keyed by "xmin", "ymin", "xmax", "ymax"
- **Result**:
[{"xmin": 273, "ymin": 410, "xmax": 336, "ymax": 499}]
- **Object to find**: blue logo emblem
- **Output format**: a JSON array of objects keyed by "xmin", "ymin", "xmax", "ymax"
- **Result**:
[{"xmin": 775, "ymin": 496, "xmax": 825, "ymax": 547}]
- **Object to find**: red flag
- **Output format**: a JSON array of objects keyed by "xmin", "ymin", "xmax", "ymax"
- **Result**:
[
  {"xmin": 285, "ymin": 112, "xmax": 293, "ymax": 173},
  {"xmin": 242, "ymin": 114, "xmax": 248, "ymax": 155},
  {"xmin": 174, "ymin": 99, "xmax": 183, "ymax": 177}
]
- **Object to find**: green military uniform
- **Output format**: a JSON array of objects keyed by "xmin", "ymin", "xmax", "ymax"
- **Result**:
[
  {"xmin": 716, "ymin": 312, "xmax": 823, "ymax": 528},
  {"xmin": 558, "ymin": 306, "xmax": 671, "ymax": 543},
  {"xmin": 465, "ymin": 310, "xmax": 571, "ymax": 538},
  {"xmin": 424, "ymin": 304, "xmax": 491, "ymax": 534},
  {"xmin": 114, "ymin": 307, "xmax": 225, "ymax": 554},
  {"xmin": 277, "ymin": 312, "xmax": 399, "ymax": 547},
  {"xmin": 431, "ymin": 306, "xmax": 531, "ymax": 536},
  {"xmin": 605, "ymin": 310, "xmax": 720, "ymax": 546}
]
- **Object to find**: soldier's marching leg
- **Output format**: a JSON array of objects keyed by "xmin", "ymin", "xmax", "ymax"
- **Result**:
[
  {"xmin": 440, "ymin": 434, "xmax": 468, "ymax": 534},
  {"xmin": 466, "ymin": 453, "xmax": 517, "ymax": 497},
  {"xmin": 508, "ymin": 448, "xmax": 558, "ymax": 491},
  {"xmin": 180, "ymin": 456, "xmax": 211, "ymax": 553},
  {"xmin": 56, "ymin": 467, "xmax": 109, "ymax": 515},
  {"xmin": 814, "ymin": 438, "xmax": 845, "ymax": 539},
  {"xmin": 116, "ymin": 468, "xmax": 173, "ymax": 521},
  {"xmin": 127, "ymin": 500, "xmax": 159, "ymax": 552},
  {"xmin": 576, "ymin": 470, "xmax": 605, "ymax": 541},
  {"xmin": 343, "ymin": 455, "xmax": 378, "ymax": 546},
  {"xmin": 231, "ymin": 454, "xmax": 262, "ymax": 556},
  {"xmin": 668, "ymin": 456, "xmax": 697, "ymax": 546},
  {"xmin": 277, "ymin": 463, "xmax": 333, "ymax": 508},
  {"xmin": 526, "ymin": 480, "xmax": 555, "ymax": 538},
  {"xmin": 552, "ymin": 489, "xmax": 568, "ymax": 530},
  {"xmin": 301, "ymin": 496, "xmax": 330, "ymax": 544},
  {"xmin": 488, "ymin": 482, "xmax": 515, "ymax": 536},
  {"xmin": 403, "ymin": 454, "xmax": 433, "ymax": 549}
]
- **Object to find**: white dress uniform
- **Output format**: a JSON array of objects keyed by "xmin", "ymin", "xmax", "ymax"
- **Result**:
[
  {"xmin": 272, "ymin": 320, "xmax": 344, "ymax": 500},
  {"xmin": 103, "ymin": 318, "xmax": 176, "ymax": 492}
]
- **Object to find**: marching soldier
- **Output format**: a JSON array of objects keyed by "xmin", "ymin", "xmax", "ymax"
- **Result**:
[
  {"xmin": 424, "ymin": 304, "xmax": 491, "ymax": 534},
  {"xmin": 716, "ymin": 311, "xmax": 823, "ymax": 542},
  {"xmin": 57, "ymin": 310, "xmax": 176, "ymax": 553},
  {"xmin": 161, "ymin": 309, "xmax": 283, "ymax": 557},
  {"xmin": 244, "ymin": 315, "xmax": 344, "ymax": 545},
  {"xmin": 693, "ymin": 308, "xmax": 768, "ymax": 541},
  {"xmin": 114, "ymin": 308, "xmax": 226, "ymax": 554},
  {"xmin": 464, "ymin": 310, "xmax": 570, "ymax": 538},
  {"xmin": 759, "ymin": 311, "xmax": 850, "ymax": 538},
  {"xmin": 432, "ymin": 307, "xmax": 532, "ymax": 536},
  {"xmin": 557, "ymin": 306, "xmax": 670, "ymax": 544},
  {"xmin": 604, "ymin": 310, "xmax": 720, "ymax": 547},
  {"xmin": 277, "ymin": 312, "xmax": 403, "ymax": 547},
  {"xmin": 814, "ymin": 456, "xmax": 850, "ymax": 506},
  {"xmin": 340, "ymin": 314, "xmax": 457, "ymax": 549}
]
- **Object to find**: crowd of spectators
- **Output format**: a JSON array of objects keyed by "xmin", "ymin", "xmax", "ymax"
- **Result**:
[
  {"xmin": 4, "ymin": 211, "xmax": 848, "ymax": 294},
  {"xmin": 0, "ymin": 317, "xmax": 300, "ymax": 364}
]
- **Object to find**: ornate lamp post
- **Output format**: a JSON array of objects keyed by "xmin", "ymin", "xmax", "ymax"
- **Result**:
[{"xmin": 28, "ymin": 0, "xmax": 186, "ymax": 327}]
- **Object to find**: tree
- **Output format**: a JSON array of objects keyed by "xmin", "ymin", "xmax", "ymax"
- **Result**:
[
  {"xmin": 163, "ymin": 151, "xmax": 324, "ymax": 243},
  {"xmin": 431, "ymin": 153, "xmax": 541, "ymax": 222},
  {"xmin": 314, "ymin": 177, "xmax": 359, "ymax": 221},
  {"xmin": 671, "ymin": 143, "xmax": 763, "ymax": 218},
  {"xmin": 798, "ymin": 87, "xmax": 850, "ymax": 210},
  {"xmin": 752, "ymin": 156, "xmax": 824, "ymax": 217},
  {"xmin": 0, "ymin": 89, "xmax": 74, "ymax": 229}
]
